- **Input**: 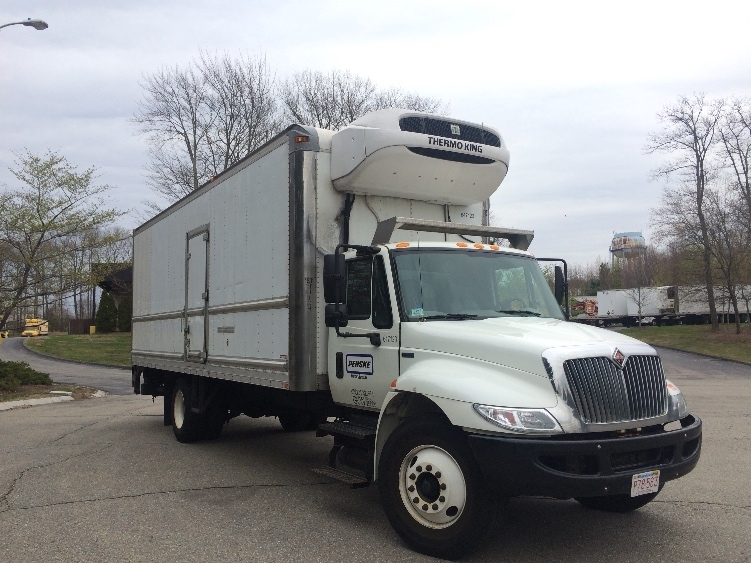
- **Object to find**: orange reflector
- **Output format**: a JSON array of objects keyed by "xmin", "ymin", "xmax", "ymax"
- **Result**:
[
  {"xmin": 474, "ymin": 243, "xmax": 485, "ymax": 249},
  {"xmin": 490, "ymin": 245, "xmax": 500, "ymax": 250},
  {"xmin": 294, "ymin": 135, "xmax": 310, "ymax": 143},
  {"xmin": 456, "ymin": 242, "xmax": 468, "ymax": 248},
  {"xmin": 390, "ymin": 379, "xmax": 397, "ymax": 388},
  {"xmin": 395, "ymin": 242, "xmax": 410, "ymax": 248}
]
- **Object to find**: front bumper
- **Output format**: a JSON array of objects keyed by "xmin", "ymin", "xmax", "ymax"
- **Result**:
[{"xmin": 467, "ymin": 414, "xmax": 702, "ymax": 498}]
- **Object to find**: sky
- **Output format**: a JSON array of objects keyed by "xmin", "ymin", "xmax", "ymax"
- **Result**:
[{"xmin": 2, "ymin": 0, "xmax": 750, "ymax": 266}]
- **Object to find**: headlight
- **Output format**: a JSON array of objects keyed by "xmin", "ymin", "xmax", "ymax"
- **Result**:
[
  {"xmin": 666, "ymin": 379, "xmax": 688, "ymax": 418},
  {"xmin": 473, "ymin": 404, "xmax": 563, "ymax": 433}
]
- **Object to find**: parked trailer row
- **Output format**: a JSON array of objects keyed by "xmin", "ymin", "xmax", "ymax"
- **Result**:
[{"xmin": 573, "ymin": 285, "xmax": 751, "ymax": 327}]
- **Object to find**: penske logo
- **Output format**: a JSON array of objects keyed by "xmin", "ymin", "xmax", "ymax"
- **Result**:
[{"xmin": 346, "ymin": 354, "xmax": 374, "ymax": 376}]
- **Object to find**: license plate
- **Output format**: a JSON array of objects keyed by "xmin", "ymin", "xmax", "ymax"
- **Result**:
[{"xmin": 631, "ymin": 470, "xmax": 660, "ymax": 497}]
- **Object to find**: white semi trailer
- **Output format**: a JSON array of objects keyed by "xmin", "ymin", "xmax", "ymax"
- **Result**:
[{"xmin": 132, "ymin": 109, "xmax": 702, "ymax": 559}]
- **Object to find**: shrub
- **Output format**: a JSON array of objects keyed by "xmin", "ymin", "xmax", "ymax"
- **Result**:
[
  {"xmin": 0, "ymin": 360, "xmax": 52, "ymax": 391},
  {"xmin": 96, "ymin": 291, "xmax": 118, "ymax": 333}
]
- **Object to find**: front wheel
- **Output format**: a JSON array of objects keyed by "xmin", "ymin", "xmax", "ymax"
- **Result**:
[
  {"xmin": 575, "ymin": 489, "xmax": 661, "ymax": 512},
  {"xmin": 378, "ymin": 419, "xmax": 499, "ymax": 560}
]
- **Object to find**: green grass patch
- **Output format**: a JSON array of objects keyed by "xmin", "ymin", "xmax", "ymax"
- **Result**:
[
  {"xmin": 621, "ymin": 324, "xmax": 751, "ymax": 364},
  {"xmin": 24, "ymin": 332, "xmax": 131, "ymax": 367}
]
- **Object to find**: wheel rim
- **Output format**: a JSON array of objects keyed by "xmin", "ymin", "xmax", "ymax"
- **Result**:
[
  {"xmin": 173, "ymin": 389, "xmax": 186, "ymax": 430},
  {"xmin": 399, "ymin": 445, "xmax": 467, "ymax": 529}
]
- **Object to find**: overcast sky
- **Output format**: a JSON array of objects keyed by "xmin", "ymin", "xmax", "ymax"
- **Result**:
[{"xmin": 2, "ymin": 0, "xmax": 750, "ymax": 265}]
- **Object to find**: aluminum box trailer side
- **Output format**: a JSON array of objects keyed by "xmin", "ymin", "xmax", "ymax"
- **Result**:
[{"xmin": 133, "ymin": 128, "xmax": 319, "ymax": 392}]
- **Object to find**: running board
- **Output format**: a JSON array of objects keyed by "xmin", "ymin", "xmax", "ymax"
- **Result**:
[{"xmin": 313, "ymin": 466, "xmax": 370, "ymax": 489}]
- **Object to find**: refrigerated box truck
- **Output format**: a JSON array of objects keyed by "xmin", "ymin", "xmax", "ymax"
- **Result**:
[{"xmin": 131, "ymin": 109, "xmax": 701, "ymax": 559}]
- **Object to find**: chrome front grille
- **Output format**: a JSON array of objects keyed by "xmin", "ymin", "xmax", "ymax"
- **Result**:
[{"xmin": 563, "ymin": 355, "xmax": 667, "ymax": 424}]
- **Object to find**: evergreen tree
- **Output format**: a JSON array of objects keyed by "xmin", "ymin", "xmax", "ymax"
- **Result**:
[
  {"xmin": 96, "ymin": 291, "xmax": 118, "ymax": 333},
  {"xmin": 117, "ymin": 294, "xmax": 132, "ymax": 332}
]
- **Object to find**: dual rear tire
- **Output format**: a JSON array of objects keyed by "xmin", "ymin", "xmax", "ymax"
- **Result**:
[{"xmin": 171, "ymin": 378, "xmax": 225, "ymax": 442}]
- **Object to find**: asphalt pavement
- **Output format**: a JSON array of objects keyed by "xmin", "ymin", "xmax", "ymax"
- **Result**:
[
  {"xmin": 0, "ymin": 345, "xmax": 749, "ymax": 562},
  {"xmin": 0, "ymin": 336, "xmax": 132, "ymax": 395}
]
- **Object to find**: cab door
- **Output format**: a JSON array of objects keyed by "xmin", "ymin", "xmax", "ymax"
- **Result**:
[{"xmin": 328, "ymin": 252, "xmax": 400, "ymax": 411}]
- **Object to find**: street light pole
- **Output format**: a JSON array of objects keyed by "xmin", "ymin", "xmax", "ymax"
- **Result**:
[{"xmin": 0, "ymin": 18, "xmax": 49, "ymax": 32}]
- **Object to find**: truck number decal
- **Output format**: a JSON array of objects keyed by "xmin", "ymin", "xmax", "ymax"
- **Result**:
[
  {"xmin": 351, "ymin": 389, "xmax": 377, "ymax": 408},
  {"xmin": 346, "ymin": 354, "xmax": 373, "ymax": 378}
]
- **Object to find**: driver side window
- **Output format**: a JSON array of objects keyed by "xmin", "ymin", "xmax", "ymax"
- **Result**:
[{"xmin": 345, "ymin": 256, "xmax": 393, "ymax": 328}]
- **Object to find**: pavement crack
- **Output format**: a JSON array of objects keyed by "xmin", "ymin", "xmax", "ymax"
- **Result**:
[
  {"xmin": 655, "ymin": 498, "xmax": 751, "ymax": 510},
  {"xmin": 0, "ymin": 443, "xmax": 115, "ymax": 512},
  {"xmin": 3, "ymin": 480, "xmax": 339, "ymax": 512}
]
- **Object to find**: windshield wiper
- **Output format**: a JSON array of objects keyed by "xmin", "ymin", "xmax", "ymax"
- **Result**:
[
  {"xmin": 496, "ymin": 309, "xmax": 541, "ymax": 317},
  {"xmin": 422, "ymin": 313, "xmax": 479, "ymax": 320}
]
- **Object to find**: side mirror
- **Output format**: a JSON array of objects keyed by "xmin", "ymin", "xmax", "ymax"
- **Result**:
[
  {"xmin": 325, "ymin": 303, "xmax": 348, "ymax": 328},
  {"xmin": 554, "ymin": 265, "xmax": 565, "ymax": 305},
  {"xmin": 323, "ymin": 253, "xmax": 346, "ymax": 303}
]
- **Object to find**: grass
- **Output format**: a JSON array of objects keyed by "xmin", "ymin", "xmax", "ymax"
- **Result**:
[
  {"xmin": 23, "ymin": 332, "xmax": 132, "ymax": 367},
  {"xmin": 621, "ymin": 324, "xmax": 751, "ymax": 364}
]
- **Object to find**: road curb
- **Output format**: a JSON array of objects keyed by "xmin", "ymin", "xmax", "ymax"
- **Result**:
[
  {"xmin": 652, "ymin": 345, "xmax": 751, "ymax": 367},
  {"xmin": 21, "ymin": 338, "xmax": 131, "ymax": 371}
]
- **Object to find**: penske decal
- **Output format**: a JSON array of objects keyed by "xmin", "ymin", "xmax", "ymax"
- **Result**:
[
  {"xmin": 427, "ymin": 136, "xmax": 484, "ymax": 153},
  {"xmin": 346, "ymin": 354, "xmax": 374, "ymax": 377}
]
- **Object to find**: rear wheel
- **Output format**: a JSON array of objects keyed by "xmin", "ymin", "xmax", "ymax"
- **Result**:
[
  {"xmin": 171, "ymin": 378, "xmax": 201, "ymax": 443},
  {"xmin": 378, "ymin": 419, "xmax": 499, "ymax": 560},
  {"xmin": 575, "ymin": 489, "xmax": 661, "ymax": 512}
]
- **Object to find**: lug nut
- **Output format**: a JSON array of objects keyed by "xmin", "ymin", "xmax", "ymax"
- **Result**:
[
  {"xmin": 422, "ymin": 504, "xmax": 428, "ymax": 511},
  {"xmin": 439, "ymin": 496, "xmax": 445, "ymax": 503},
  {"xmin": 416, "ymin": 466, "xmax": 422, "ymax": 472},
  {"xmin": 409, "ymin": 473, "xmax": 416, "ymax": 481},
  {"xmin": 435, "ymin": 471, "xmax": 441, "ymax": 478},
  {"xmin": 408, "ymin": 485, "xmax": 415, "ymax": 492},
  {"xmin": 440, "ymin": 483, "xmax": 447, "ymax": 490},
  {"xmin": 413, "ymin": 497, "xmax": 419, "ymax": 504},
  {"xmin": 432, "ymin": 504, "xmax": 438, "ymax": 510},
  {"xmin": 426, "ymin": 465, "xmax": 432, "ymax": 471}
]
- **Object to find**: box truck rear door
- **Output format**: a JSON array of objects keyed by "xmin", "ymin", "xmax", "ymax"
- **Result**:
[{"xmin": 184, "ymin": 227, "xmax": 210, "ymax": 362}]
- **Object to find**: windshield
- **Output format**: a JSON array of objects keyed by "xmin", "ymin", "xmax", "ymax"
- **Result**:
[{"xmin": 392, "ymin": 249, "xmax": 565, "ymax": 321}]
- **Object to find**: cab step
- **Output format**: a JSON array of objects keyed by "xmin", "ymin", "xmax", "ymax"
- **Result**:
[
  {"xmin": 317, "ymin": 420, "xmax": 376, "ymax": 440},
  {"xmin": 312, "ymin": 466, "xmax": 370, "ymax": 488}
]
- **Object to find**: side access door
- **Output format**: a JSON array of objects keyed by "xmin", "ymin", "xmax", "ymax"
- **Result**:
[
  {"xmin": 184, "ymin": 225, "xmax": 210, "ymax": 363},
  {"xmin": 328, "ymin": 252, "xmax": 400, "ymax": 411}
]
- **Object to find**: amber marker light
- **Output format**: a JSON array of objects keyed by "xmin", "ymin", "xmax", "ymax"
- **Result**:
[
  {"xmin": 456, "ymin": 242, "xmax": 468, "ymax": 247},
  {"xmin": 294, "ymin": 135, "xmax": 310, "ymax": 143},
  {"xmin": 395, "ymin": 242, "xmax": 410, "ymax": 248},
  {"xmin": 490, "ymin": 245, "xmax": 500, "ymax": 250},
  {"xmin": 474, "ymin": 243, "xmax": 485, "ymax": 249},
  {"xmin": 390, "ymin": 379, "xmax": 397, "ymax": 388}
]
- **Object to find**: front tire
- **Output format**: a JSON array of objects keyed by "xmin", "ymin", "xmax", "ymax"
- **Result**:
[{"xmin": 378, "ymin": 419, "xmax": 499, "ymax": 560}]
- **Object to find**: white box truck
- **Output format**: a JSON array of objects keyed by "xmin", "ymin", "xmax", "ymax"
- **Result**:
[{"xmin": 132, "ymin": 109, "xmax": 701, "ymax": 559}]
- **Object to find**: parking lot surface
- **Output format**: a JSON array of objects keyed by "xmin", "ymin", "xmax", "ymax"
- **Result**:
[{"xmin": 0, "ymin": 346, "xmax": 749, "ymax": 562}]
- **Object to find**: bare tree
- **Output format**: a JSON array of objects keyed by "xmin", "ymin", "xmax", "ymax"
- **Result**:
[
  {"xmin": 719, "ymin": 97, "xmax": 751, "ymax": 225},
  {"xmin": 280, "ymin": 69, "xmax": 447, "ymax": 130},
  {"xmin": 646, "ymin": 94, "xmax": 724, "ymax": 331},
  {"xmin": 621, "ymin": 246, "xmax": 661, "ymax": 326},
  {"xmin": 133, "ymin": 52, "xmax": 280, "ymax": 206},
  {"xmin": 704, "ymin": 186, "xmax": 751, "ymax": 333}
]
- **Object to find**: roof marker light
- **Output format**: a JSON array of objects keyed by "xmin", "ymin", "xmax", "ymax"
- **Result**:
[
  {"xmin": 490, "ymin": 245, "xmax": 500, "ymax": 250},
  {"xmin": 456, "ymin": 242, "xmax": 468, "ymax": 248},
  {"xmin": 395, "ymin": 242, "xmax": 410, "ymax": 248},
  {"xmin": 474, "ymin": 243, "xmax": 484, "ymax": 249},
  {"xmin": 294, "ymin": 135, "xmax": 310, "ymax": 143}
]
